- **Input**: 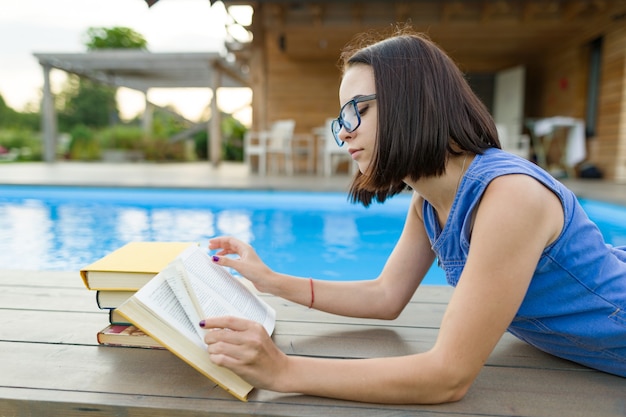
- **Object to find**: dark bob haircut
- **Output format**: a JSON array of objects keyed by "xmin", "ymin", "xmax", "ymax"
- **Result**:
[{"xmin": 340, "ymin": 28, "xmax": 500, "ymax": 207}]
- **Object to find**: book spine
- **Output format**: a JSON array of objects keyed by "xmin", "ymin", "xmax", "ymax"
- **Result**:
[
  {"xmin": 109, "ymin": 309, "xmax": 132, "ymax": 326},
  {"xmin": 96, "ymin": 290, "xmax": 136, "ymax": 309},
  {"xmin": 96, "ymin": 291, "xmax": 104, "ymax": 309}
]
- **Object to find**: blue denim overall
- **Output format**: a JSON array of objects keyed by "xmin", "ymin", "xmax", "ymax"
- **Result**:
[{"xmin": 422, "ymin": 148, "xmax": 626, "ymax": 376}]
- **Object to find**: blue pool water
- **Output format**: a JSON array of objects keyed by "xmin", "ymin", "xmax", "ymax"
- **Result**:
[
  {"xmin": 0, "ymin": 185, "xmax": 443, "ymax": 282},
  {"xmin": 1, "ymin": 185, "xmax": 626, "ymax": 285}
]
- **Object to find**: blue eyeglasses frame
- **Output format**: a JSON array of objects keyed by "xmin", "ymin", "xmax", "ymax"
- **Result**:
[{"xmin": 330, "ymin": 94, "xmax": 377, "ymax": 147}]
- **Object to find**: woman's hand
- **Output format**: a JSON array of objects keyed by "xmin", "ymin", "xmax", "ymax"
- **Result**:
[
  {"xmin": 208, "ymin": 236, "xmax": 274, "ymax": 293},
  {"xmin": 201, "ymin": 316, "xmax": 289, "ymax": 391}
]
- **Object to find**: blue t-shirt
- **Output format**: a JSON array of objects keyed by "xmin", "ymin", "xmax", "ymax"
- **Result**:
[{"xmin": 422, "ymin": 147, "xmax": 626, "ymax": 376}]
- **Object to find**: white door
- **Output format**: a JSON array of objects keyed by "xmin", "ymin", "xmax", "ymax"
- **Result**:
[{"xmin": 493, "ymin": 66, "xmax": 525, "ymax": 154}]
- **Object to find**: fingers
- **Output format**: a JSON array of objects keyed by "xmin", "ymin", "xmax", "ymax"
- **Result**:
[
  {"xmin": 208, "ymin": 237, "xmax": 231, "ymax": 255},
  {"xmin": 209, "ymin": 237, "xmax": 258, "ymax": 270},
  {"xmin": 200, "ymin": 316, "xmax": 268, "ymax": 354},
  {"xmin": 200, "ymin": 315, "xmax": 253, "ymax": 333},
  {"xmin": 200, "ymin": 316, "xmax": 266, "ymax": 365},
  {"xmin": 208, "ymin": 237, "xmax": 236, "ymax": 266},
  {"xmin": 210, "ymin": 253, "xmax": 229, "ymax": 267},
  {"xmin": 210, "ymin": 254, "xmax": 245, "ymax": 272},
  {"xmin": 207, "ymin": 237, "xmax": 269, "ymax": 291},
  {"xmin": 208, "ymin": 236, "xmax": 230, "ymax": 249},
  {"xmin": 209, "ymin": 236, "xmax": 248, "ymax": 253},
  {"xmin": 199, "ymin": 316, "xmax": 285, "ymax": 389}
]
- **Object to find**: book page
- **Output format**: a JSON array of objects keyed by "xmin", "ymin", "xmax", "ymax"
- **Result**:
[
  {"xmin": 180, "ymin": 247, "xmax": 276, "ymax": 335},
  {"xmin": 131, "ymin": 267, "xmax": 206, "ymax": 349},
  {"xmin": 164, "ymin": 261, "xmax": 206, "ymax": 342}
]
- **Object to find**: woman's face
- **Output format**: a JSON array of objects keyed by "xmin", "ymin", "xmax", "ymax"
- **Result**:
[{"xmin": 337, "ymin": 64, "xmax": 377, "ymax": 174}]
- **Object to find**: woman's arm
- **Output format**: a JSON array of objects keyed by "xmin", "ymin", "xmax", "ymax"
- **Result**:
[
  {"xmin": 203, "ymin": 175, "xmax": 565, "ymax": 404},
  {"xmin": 210, "ymin": 191, "xmax": 435, "ymax": 319}
]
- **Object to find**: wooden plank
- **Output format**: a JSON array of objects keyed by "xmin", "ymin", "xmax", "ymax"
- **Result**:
[
  {"xmin": 0, "ymin": 270, "xmax": 85, "ymax": 288},
  {"xmin": 0, "ymin": 387, "xmax": 450, "ymax": 417},
  {"xmin": 1, "ymin": 341, "xmax": 624, "ymax": 417},
  {"xmin": 0, "ymin": 272, "xmax": 595, "ymax": 371},
  {"xmin": 2, "ymin": 271, "xmax": 626, "ymax": 416},
  {"xmin": 266, "ymin": 298, "xmax": 449, "ymax": 328},
  {"xmin": 0, "ymin": 285, "xmax": 100, "ymax": 312},
  {"xmin": 0, "ymin": 269, "xmax": 453, "ymax": 302},
  {"xmin": 0, "ymin": 342, "xmax": 447, "ymax": 417},
  {"xmin": 0, "ymin": 307, "xmax": 596, "ymax": 374},
  {"xmin": 0, "ymin": 309, "xmax": 107, "ymax": 346},
  {"xmin": 0, "ymin": 269, "xmax": 454, "ymax": 328},
  {"xmin": 0, "ymin": 286, "xmax": 449, "ymax": 328}
]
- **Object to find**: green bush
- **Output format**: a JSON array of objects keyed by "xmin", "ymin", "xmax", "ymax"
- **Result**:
[
  {"xmin": 98, "ymin": 125, "xmax": 144, "ymax": 150},
  {"xmin": 193, "ymin": 116, "xmax": 246, "ymax": 161},
  {"xmin": 143, "ymin": 136, "xmax": 186, "ymax": 161},
  {"xmin": 53, "ymin": 112, "xmax": 246, "ymax": 163},
  {"xmin": 96, "ymin": 125, "xmax": 186, "ymax": 161},
  {"xmin": 223, "ymin": 116, "xmax": 246, "ymax": 161},
  {"xmin": 0, "ymin": 129, "xmax": 42, "ymax": 161},
  {"xmin": 68, "ymin": 124, "xmax": 100, "ymax": 161}
]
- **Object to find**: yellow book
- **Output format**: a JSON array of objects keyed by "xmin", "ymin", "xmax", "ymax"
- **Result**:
[
  {"xmin": 80, "ymin": 242, "xmax": 197, "ymax": 291},
  {"xmin": 117, "ymin": 245, "xmax": 276, "ymax": 402}
]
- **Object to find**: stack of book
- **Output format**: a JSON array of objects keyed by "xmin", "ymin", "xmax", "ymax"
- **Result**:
[
  {"xmin": 80, "ymin": 241, "xmax": 197, "ymax": 349},
  {"xmin": 80, "ymin": 240, "xmax": 277, "ymax": 401}
]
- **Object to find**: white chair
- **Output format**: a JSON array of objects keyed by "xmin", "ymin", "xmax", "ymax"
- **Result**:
[
  {"xmin": 290, "ymin": 132, "xmax": 315, "ymax": 174},
  {"xmin": 319, "ymin": 118, "xmax": 356, "ymax": 176},
  {"xmin": 496, "ymin": 123, "xmax": 530, "ymax": 160},
  {"xmin": 244, "ymin": 119, "xmax": 296, "ymax": 175}
]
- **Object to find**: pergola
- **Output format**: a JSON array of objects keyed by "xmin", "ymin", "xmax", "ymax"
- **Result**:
[{"xmin": 34, "ymin": 50, "xmax": 249, "ymax": 164}]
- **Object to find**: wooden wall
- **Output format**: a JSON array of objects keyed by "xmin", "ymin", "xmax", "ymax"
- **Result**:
[
  {"xmin": 525, "ymin": 48, "xmax": 587, "ymax": 120},
  {"xmin": 593, "ymin": 25, "xmax": 626, "ymax": 180},
  {"xmin": 263, "ymin": 36, "xmax": 341, "ymax": 134},
  {"xmin": 236, "ymin": 0, "xmax": 626, "ymax": 179},
  {"xmin": 246, "ymin": 4, "xmax": 346, "ymax": 135},
  {"xmin": 521, "ymin": 21, "xmax": 626, "ymax": 180},
  {"xmin": 523, "ymin": 32, "xmax": 589, "ymax": 173}
]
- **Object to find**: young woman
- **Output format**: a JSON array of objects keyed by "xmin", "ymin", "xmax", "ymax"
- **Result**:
[{"xmin": 200, "ymin": 29, "xmax": 626, "ymax": 404}]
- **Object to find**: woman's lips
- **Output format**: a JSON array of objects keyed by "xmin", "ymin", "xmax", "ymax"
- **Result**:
[{"xmin": 348, "ymin": 148, "xmax": 362, "ymax": 159}]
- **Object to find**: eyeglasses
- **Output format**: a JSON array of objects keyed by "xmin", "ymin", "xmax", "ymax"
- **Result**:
[{"xmin": 331, "ymin": 94, "xmax": 377, "ymax": 147}]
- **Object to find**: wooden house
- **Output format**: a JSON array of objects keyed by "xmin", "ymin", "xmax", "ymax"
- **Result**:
[{"xmin": 217, "ymin": 0, "xmax": 626, "ymax": 179}]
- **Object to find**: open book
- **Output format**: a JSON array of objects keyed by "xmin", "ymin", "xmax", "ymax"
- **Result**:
[{"xmin": 117, "ymin": 245, "xmax": 276, "ymax": 402}]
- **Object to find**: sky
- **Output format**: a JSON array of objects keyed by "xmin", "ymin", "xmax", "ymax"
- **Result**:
[{"xmin": 0, "ymin": 0, "xmax": 252, "ymax": 124}]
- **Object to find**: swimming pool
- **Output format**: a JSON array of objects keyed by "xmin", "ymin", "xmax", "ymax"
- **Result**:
[
  {"xmin": 0, "ymin": 185, "xmax": 445, "ymax": 283},
  {"xmin": 2, "ymin": 185, "xmax": 626, "ymax": 285}
]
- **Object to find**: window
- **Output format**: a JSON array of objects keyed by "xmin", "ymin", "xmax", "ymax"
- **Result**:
[{"xmin": 586, "ymin": 37, "xmax": 603, "ymax": 138}]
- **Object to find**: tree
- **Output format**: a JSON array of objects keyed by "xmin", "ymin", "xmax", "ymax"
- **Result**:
[
  {"xmin": 84, "ymin": 27, "xmax": 148, "ymax": 50},
  {"xmin": 0, "ymin": 94, "xmax": 14, "ymax": 127},
  {"xmin": 57, "ymin": 76, "xmax": 118, "ymax": 130},
  {"xmin": 58, "ymin": 27, "xmax": 148, "ymax": 129},
  {"xmin": 0, "ymin": 93, "xmax": 39, "ymax": 130}
]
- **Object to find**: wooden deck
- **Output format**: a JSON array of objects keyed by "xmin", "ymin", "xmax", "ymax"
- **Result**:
[{"xmin": 1, "ymin": 270, "xmax": 625, "ymax": 417}]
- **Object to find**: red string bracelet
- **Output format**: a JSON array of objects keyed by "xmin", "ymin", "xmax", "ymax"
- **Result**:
[{"xmin": 308, "ymin": 277, "xmax": 315, "ymax": 309}]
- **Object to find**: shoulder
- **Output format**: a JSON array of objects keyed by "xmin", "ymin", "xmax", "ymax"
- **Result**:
[
  {"xmin": 479, "ymin": 174, "xmax": 564, "ymax": 246},
  {"xmin": 466, "ymin": 149, "xmax": 567, "ymax": 216},
  {"xmin": 411, "ymin": 191, "xmax": 426, "ymax": 221},
  {"xmin": 472, "ymin": 149, "xmax": 553, "ymax": 180},
  {"xmin": 485, "ymin": 174, "xmax": 558, "ymax": 204}
]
